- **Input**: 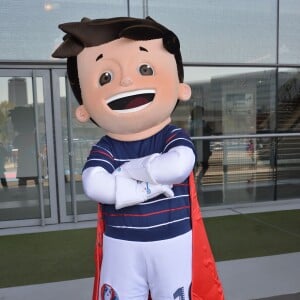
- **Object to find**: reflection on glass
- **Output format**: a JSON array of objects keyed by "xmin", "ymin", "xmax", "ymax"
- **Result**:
[
  {"xmin": 149, "ymin": 0, "xmax": 276, "ymax": 63},
  {"xmin": 277, "ymin": 136, "xmax": 300, "ymax": 200},
  {"xmin": 59, "ymin": 77, "xmax": 102, "ymax": 216},
  {"xmin": 59, "ymin": 77, "xmax": 73, "ymax": 215},
  {"xmin": 0, "ymin": 142, "xmax": 8, "ymax": 188},
  {"xmin": 178, "ymin": 67, "xmax": 281, "ymax": 205},
  {"xmin": 0, "ymin": 0, "xmax": 127, "ymax": 60},
  {"xmin": 0, "ymin": 76, "xmax": 50, "ymax": 221},
  {"xmin": 184, "ymin": 67, "xmax": 276, "ymax": 134},
  {"xmin": 10, "ymin": 106, "xmax": 38, "ymax": 186},
  {"xmin": 190, "ymin": 106, "xmax": 213, "ymax": 183},
  {"xmin": 279, "ymin": 0, "xmax": 300, "ymax": 64},
  {"xmin": 277, "ymin": 69, "xmax": 300, "ymax": 132},
  {"xmin": 192, "ymin": 137, "xmax": 276, "ymax": 206}
]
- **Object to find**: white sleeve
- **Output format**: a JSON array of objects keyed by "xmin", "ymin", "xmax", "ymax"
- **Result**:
[
  {"xmin": 82, "ymin": 167, "xmax": 116, "ymax": 204},
  {"xmin": 120, "ymin": 146, "xmax": 195, "ymax": 185},
  {"xmin": 82, "ymin": 166, "xmax": 174, "ymax": 209},
  {"xmin": 150, "ymin": 146, "xmax": 195, "ymax": 185}
]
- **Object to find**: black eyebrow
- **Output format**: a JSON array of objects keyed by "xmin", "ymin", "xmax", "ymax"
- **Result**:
[
  {"xmin": 139, "ymin": 46, "xmax": 148, "ymax": 52},
  {"xmin": 96, "ymin": 54, "xmax": 103, "ymax": 61}
]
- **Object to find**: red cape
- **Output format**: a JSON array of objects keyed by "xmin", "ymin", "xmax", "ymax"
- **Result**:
[{"xmin": 92, "ymin": 173, "xmax": 224, "ymax": 300}]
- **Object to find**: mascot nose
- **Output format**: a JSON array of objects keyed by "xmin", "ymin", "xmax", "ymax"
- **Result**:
[{"xmin": 120, "ymin": 77, "xmax": 133, "ymax": 87}]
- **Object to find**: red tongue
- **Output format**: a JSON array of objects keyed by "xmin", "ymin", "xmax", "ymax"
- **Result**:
[{"xmin": 125, "ymin": 96, "xmax": 148, "ymax": 109}]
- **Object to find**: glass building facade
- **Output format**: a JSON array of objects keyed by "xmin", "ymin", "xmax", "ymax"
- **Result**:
[{"xmin": 0, "ymin": 0, "xmax": 299, "ymax": 229}]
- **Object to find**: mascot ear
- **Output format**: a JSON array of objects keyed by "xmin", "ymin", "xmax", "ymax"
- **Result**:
[
  {"xmin": 178, "ymin": 83, "xmax": 192, "ymax": 101},
  {"xmin": 75, "ymin": 105, "xmax": 90, "ymax": 122}
]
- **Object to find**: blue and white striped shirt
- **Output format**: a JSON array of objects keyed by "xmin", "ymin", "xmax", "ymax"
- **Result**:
[{"xmin": 83, "ymin": 124, "xmax": 195, "ymax": 241}]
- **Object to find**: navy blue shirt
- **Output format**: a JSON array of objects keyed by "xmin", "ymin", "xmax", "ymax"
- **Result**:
[{"xmin": 83, "ymin": 124, "xmax": 195, "ymax": 241}]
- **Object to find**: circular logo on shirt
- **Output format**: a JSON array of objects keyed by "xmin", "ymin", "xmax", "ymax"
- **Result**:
[{"xmin": 101, "ymin": 283, "xmax": 119, "ymax": 300}]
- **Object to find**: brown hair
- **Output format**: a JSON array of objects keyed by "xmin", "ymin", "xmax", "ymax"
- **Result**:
[{"xmin": 52, "ymin": 16, "xmax": 184, "ymax": 104}]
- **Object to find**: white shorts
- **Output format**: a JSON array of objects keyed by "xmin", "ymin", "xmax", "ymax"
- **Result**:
[{"xmin": 99, "ymin": 231, "xmax": 192, "ymax": 300}]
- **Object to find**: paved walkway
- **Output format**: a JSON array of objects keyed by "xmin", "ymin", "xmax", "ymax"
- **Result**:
[
  {"xmin": 259, "ymin": 294, "xmax": 300, "ymax": 300},
  {"xmin": 218, "ymin": 252, "xmax": 300, "ymax": 300},
  {"xmin": 1, "ymin": 252, "xmax": 299, "ymax": 300}
]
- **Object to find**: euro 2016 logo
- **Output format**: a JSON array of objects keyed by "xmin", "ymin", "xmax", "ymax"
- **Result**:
[{"xmin": 101, "ymin": 284, "xmax": 119, "ymax": 300}]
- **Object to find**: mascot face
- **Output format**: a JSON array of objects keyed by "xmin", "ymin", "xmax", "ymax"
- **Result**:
[{"xmin": 75, "ymin": 37, "xmax": 191, "ymax": 141}]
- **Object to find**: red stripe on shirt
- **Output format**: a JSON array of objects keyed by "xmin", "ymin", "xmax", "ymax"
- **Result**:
[
  {"xmin": 166, "ymin": 133, "xmax": 178, "ymax": 144},
  {"xmin": 90, "ymin": 149, "xmax": 113, "ymax": 159},
  {"xmin": 103, "ymin": 205, "xmax": 190, "ymax": 218}
]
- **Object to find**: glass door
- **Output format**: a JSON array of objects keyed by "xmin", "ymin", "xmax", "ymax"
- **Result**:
[
  {"xmin": 51, "ymin": 69, "xmax": 103, "ymax": 223},
  {"xmin": 0, "ymin": 69, "xmax": 57, "ymax": 227}
]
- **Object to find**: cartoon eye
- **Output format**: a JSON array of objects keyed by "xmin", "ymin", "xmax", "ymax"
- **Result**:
[
  {"xmin": 99, "ymin": 71, "xmax": 113, "ymax": 86},
  {"xmin": 139, "ymin": 64, "xmax": 154, "ymax": 76}
]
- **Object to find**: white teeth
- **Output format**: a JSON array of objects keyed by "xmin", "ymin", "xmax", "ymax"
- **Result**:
[{"xmin": 105, "ymin": 89, "xmax": 155, "ymax": 105}]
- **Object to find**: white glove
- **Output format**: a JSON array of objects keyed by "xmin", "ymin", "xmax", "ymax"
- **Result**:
[
  {"xmin": 143, "ymin": 181, "xmax": 174, "ymax": 199},
  {"xmin": 112, "ymin": 165, "xmax": 131, "ymax": 178},
  {"xmin": 115, "ymin": 176, "xmax": 174, "ymax": 210},
  {"xmin": 118, "ymin": 153, "xmax": 160, "ymax": 184}
]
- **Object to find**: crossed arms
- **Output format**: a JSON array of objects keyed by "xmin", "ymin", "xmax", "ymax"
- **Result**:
[{"xmin": 82, "ymin": 146, "xmax": 195, "ymax": 209}]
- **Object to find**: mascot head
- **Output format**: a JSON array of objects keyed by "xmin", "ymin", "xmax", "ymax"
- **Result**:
[{"xmin": 53, "ymin": 17, "xmax": 191, "ymax": 141}]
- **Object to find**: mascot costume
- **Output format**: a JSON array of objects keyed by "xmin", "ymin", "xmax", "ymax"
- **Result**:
[{"xmin": 53, "ymin": 16, "xmax": 224, "ymax": 300}]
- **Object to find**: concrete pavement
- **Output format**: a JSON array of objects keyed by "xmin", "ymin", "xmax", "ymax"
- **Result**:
[{"xmin": 218, "ymin": 252, "xmax": 300, "ymax": 300}]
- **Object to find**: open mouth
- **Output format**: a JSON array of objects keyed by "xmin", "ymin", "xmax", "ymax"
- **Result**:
[{"xmin": 106, "ymin": 89, "xmax": 155, "ymax": 113}]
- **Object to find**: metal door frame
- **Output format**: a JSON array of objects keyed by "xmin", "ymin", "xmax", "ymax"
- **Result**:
[{"xmin": 0, "ymin": 68, "xmax": 58, "ymax": 228}]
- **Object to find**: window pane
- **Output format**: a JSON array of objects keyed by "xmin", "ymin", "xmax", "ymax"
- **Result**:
[
  {"xmin": 0, "ymin": 76, "xmax": 50, "ymax": 221},
  {"xmin": 129, "ymin": 0, "xmax": 144, "ymax": 18},
  {"xmin": 0, "ymin": 0, "xmax": 127, "ymax": 60},
  {"xmin": 181, "ymin": 66, "xmax": 276, "ymax": 135},
  {"xmin": 148, "ymin": 0, "xmax": 277, "ymax": 63},
  {"xmin": 172, "ymin": 67, "xmax": 280, "ymax": 206},
  {"xmin": 191, "ymin": 136, "xmax": 276, "ymax": 206},
  {"xmin": 273, "ymin": 68, "xmax": 299, "ymax": 201},
  {"xmin": 59, "ymin": 77, "xmax": 103, "ymax": 216},
  {"xmin": 279, "ymin": 0, "xmax": 300, "ymax": 64},
  {"xmin": 277, "ymin": 136, "xmax": 300, "ymax": 200},
  {"xmin": 277, "ymin": 68, "xmax": 300, "ymax": 132}
]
